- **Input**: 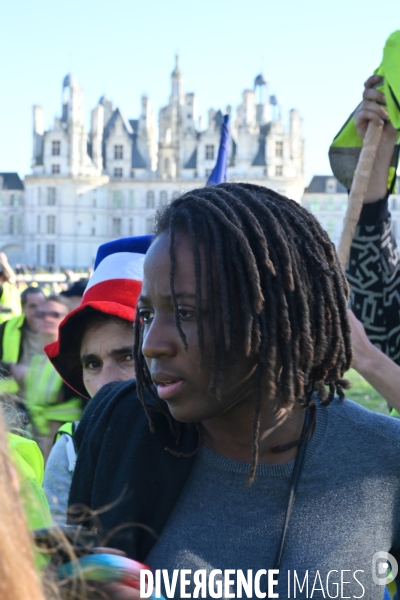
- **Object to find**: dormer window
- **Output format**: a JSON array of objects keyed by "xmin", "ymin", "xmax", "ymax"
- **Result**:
[
  {"xmin": 325, "ymin": 178, "xmax": 336, "ymax": 193},
  {"xmin": 52, "ymin": 141, "xmax": 61, "ymax": 156},
  {"xmin": 114, "ymin": 145, "xmax": 123, "ymax": 160},
  {"xmin": 275, "ymin": 141, "xmax": 283, "ymax": 157},
  {"xmin": 205, "ymin": 145, "xmax": 215, "ymax": 160},
  {"xmin": 114, "ymin": 168, "xmax": 123, "ymax": 178}
]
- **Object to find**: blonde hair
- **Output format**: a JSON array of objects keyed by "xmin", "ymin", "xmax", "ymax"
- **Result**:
[{"xmin": 0, "ymin": 406, "xmax": 48, "ymax": 600}]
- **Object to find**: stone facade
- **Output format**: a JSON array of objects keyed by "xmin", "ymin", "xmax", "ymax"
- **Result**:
[
  {"xmin": 2, "ymin": 58, "xmax": 305, "ymax": 268},
  {"xmin": 301, "ymin": 175, "xmax": 400, "ymax": 248},
  {"xmin": 0, "ymin": 173, "xmax": 25, "ymax": 265}
]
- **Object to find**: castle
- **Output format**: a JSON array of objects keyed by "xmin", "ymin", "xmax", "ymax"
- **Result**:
[{"xmin": 1, "ymin": 57, "xmax": 304, "ymax": 268}]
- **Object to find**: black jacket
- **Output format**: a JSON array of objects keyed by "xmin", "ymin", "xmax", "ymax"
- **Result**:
[{"xmin": 68, "ymin": 380, "xmax": 198, "ymax": 561}]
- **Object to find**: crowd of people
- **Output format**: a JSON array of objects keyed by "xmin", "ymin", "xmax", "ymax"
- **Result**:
[{"xmin": 1, "ymin": 75, "xmax": 400, "ymax": 599}]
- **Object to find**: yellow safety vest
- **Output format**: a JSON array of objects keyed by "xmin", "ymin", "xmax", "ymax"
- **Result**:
[
  {"xmin": 8, "ymin": 432, "xmax": 52, "ymax": 530},
  {"xmin": 25, "ymin": 355, "xmax": 82, "ymax": 435},
  {"xmin": 0, "ymin": 314, "xmax": 25, "ymax": 394},
  {"xmin": 0, "ymin": 281, "xmax": 22, "ymax": 324},
  {"xmin": 8, "ymin": 432, "xmax": 52, "ymax": 569}
]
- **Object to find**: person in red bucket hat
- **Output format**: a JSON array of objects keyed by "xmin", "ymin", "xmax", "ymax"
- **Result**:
[{"xmin": 43, "ymin": 235, "xmax": 152, "ymax": 525}]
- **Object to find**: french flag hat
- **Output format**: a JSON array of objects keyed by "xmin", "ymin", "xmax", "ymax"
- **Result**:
[{"xmin": 45, "ymin": 235, "xmax": 152, "ymax": 398}]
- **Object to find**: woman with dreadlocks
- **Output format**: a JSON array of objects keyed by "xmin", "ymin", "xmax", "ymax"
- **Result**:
[{"xmin": 68, "ymin": 183, "xmax": 400, "ymax": 599}]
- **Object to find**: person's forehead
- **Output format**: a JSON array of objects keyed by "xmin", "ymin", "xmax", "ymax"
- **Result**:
[
  {"xmin": 26, "ymin": 293, "xmax": 44, "ymax": 305},
  {"xmin": 44, "ymin": 300, "xmax": 67, "ymax": 312},
  {"xmin": 81, "ymin": 319, "xmax": 133, "ymax": 354},
  {"xmin": 143, "ymin": 232, "xmax": 197, "ymax": 289}
]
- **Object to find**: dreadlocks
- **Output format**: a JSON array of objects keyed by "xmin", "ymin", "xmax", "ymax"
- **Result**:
[{"xmin": 133, "ymin": 182, "xmax": 352, "ymax": 483}]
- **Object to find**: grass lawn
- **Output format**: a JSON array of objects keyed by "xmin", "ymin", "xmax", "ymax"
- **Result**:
[{"xmin": 345, "ymin": 369, "xmax": 390, "ymax": 415}]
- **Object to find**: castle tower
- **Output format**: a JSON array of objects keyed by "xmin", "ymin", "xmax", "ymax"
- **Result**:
[
  {"xmin": 254, "ymin": 73, "xmax": 271, "ymax": 125},
  {"xmin": 61, "ymin": 74, "xmax": 86, "ymax": 176},
  {"xmin": 32, "ymin": 105, "xmax": 44, "ymax": 167},
  {"xmin": 91, "ymin": 103, "xmax": 104, "ymax": 173},
  {"xmin": 138, "ymin": 95, "xmax": 157, "ymax": 171},
  {"xmin": 170, "ymin": 54, "xmax": 184, "ymax": 103}
]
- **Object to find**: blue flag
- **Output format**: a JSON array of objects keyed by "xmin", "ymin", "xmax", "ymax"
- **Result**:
[{"xmin": 206, "ymin": 114, "xmax": 230, "ymax": 185}]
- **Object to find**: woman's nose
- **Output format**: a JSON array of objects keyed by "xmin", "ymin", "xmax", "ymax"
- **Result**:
[{"xmin": 141, "ymin": 315, "xmax": 177, "ymax": 359}]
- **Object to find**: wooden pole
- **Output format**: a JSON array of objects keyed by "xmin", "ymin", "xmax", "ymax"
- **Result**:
[{"xmin": 337, "ymin": 120, "xmax": 384, "ymax": 269}]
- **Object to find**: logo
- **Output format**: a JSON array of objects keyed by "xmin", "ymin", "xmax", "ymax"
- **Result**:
[{"xmin": 372, "ymin": 552, "xmax": 398, "ymax": 585}]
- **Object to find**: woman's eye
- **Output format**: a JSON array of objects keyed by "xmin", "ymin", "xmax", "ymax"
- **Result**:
[
  {"xmin": 178, "ymin": 307, "xmax": 195, "ymax": 320},
  {"xmin": 139, "ymin": 309, "xmax": 154, "ymax": 324}
]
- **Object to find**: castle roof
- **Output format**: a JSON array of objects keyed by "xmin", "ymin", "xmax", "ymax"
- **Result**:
[
  {"xmin": 0, "ymin": 173, "xmax": 24, "ymax": 190},
  {"xmin": 304, "ymin": 175, "xmax": 347, "ymax": 193}
]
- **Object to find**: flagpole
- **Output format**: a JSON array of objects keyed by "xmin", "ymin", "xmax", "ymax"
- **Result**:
[{"xmin": 337, "ymin": 120, "xmax": 383, "ymax": 269}]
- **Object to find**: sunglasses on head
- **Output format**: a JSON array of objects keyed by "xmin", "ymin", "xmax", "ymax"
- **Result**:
[{"xmin": 36, "ymin": 310, "xmax": 65, "ymax": 319}]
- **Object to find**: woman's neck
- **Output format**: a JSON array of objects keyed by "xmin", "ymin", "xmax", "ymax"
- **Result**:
[{"xmin": 201, "ymin": 399, "xmax": 306, "ymax": 465}]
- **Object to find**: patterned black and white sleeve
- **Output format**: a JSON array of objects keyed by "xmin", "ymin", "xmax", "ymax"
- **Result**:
[{"xmin": 346, "ymin": 197, "xmax": 400, "ymax": 366}]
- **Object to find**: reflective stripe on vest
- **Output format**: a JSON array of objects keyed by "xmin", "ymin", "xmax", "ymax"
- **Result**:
[
  {"xmin": 25, "ymin": 355, "xmax": 82, "ymax": 435},
  {"xmin": 0, "ymin": 282, "xmax": 22, "ymax": 325},
  {"xmin": 55, "ymin": 421, "xmax": 79, "ymax": 473},
  {"xmin": 0, "ymin": 314, "xmax": 25, "ymax": 394}
]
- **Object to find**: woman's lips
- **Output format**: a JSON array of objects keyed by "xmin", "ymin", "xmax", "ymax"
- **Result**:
[{"xmin": 156, "ymin": 380, "xmax": 185, "ymax": 400}]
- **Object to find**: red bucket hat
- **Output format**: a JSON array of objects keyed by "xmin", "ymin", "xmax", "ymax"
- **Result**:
[{"xmin": 45, "ymin": 235, "xmax": 152, "ymax": 398}]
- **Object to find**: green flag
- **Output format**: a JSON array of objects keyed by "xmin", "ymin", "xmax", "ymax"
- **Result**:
[{"xmin": 329, "ymin": 30, "xmax": 400, "ymax": 192}]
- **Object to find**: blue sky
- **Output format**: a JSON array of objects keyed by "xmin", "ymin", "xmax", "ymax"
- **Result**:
[{"xmin": 0, "ymin": 0, "xmax": 398, "ymax": 184}]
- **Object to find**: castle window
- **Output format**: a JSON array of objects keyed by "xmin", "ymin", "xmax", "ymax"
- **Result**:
[
  {"xmin": 46, "ymin": 244, "xmax": 55, "ymax": 265},
  {"xmin": 326, "ymin": 218, "xmax": 335, "ymax": 239},
  {"xmin": 275, "ymin": 165, "xmax": 283, "ymax": 177},
  {"xmin": 129, "ymin": 190, "xmax": 135, "ymax": 209},
  {"xmin": 341, "ymin": 198, "xmax": 348, "ymax": 211},
  {"xmin": 146, "ymin": 191, "xmax": 155, "ymax": 209},
  {"xmin": 47, "ymin": 215, "xmax": 56, "ymax": 235},
  {"xmin": 36, "ymin": 244, "xmax": 41, "ymax": 264},
  {"xmin": 129, "ymin": 218, "xmax": 133, "ymax": 236},
  {"xmin": 159, "ymin": 191, "xmax": 168, "ymax": 206},
  {"xmin": 52, "ymin": 164, "xmax": 60, "ymax": 175},
  {"xmin": 325, "ymin": 178, "xmax": 336, "ymax": 193},
  {"xmin": 10, "ymin": 215, "xmax": 20, "ymax": 235},
  {"xmin": 114, "ymin": 145, "xmax": 123, "ymax": 160},
  {"xmin": 310, "ymin": 198, "xmax": 320, "ymax": 212},
  {"xmin": 114, "ymin": 168, "xmax": 123, "ymax": 178},
  {"xmin": 91, "ymin": 228, "xmax": 96, "ymax": 236},
  {"xmin": 205, "ymin": 145, "xmax": 215, "ymax": 160},
  {"xmin": 112, "ymin": 218, "xmax": 122, "ymax": 237},
  {"xmin": 10, "ymin": 194, "xmax": 19, "ymax": 207},
  {"xmin": 146, "ymin": 217, "xmax": 154, "ymax": 234},
  {"xmin": 327, "ymin": 197, "xmax": 335, "ymax": 211},
  {"xmin": 275, "ymin": 141, "xmax": 283, "ymax": 157},
  {"xmin": 112, "ymin": 190, "xmax": 123, "ymax": 209},
  {"xmin": 37, "ymin": 215, "xmax": 41, "ymax": 233},
  {"xmin": 164, "ymin": 158, "xmax": 170, "ymax": 172},
  {"xmin": 205, "ymin": 169, "xmax": 212, "ymax": 178},
  {"xmin": 52, "ymin": 141, "xmax": 61, "ymax": 156},
  {"xmin": 47, "ymin": 188, "xmax": 56, "ymax": 206}
]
